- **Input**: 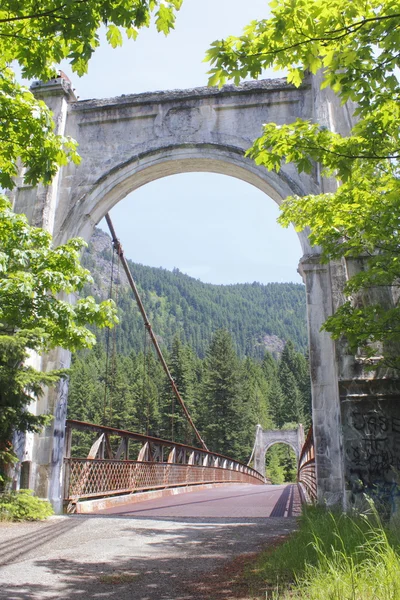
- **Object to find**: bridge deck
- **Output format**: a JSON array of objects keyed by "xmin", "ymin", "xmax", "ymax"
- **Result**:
[{"xmin": 97, "ymin": 483, "xmax": 302, "ymax": 518}]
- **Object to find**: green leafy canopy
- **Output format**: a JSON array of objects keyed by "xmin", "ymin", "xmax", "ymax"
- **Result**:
[
  {"xmin": 0, "ymin": 0, "xmax": 183, "ymax": 189},
  {"xmin": 206, "ymin": 0, "xmax": 400, "ymax": 368},
  {"xmin": 0, "ymin": 0, "xmax": 183, "ymax": 483},
  {"xmin": 0, "ymin": 197, "xmax": 117, "ymax": 351},
  {"xmin": 0, "ymin": 197, "xmax": 118, "ymax": 482}
]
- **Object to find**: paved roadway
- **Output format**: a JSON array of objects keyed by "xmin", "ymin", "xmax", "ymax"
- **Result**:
[
  {"xmin": 0, "ymin": 484, "xmax": 300, "ymax": 600},
  {"xmin": 99, "ymin": 482, "xmax": 302, "ymax": 518}
]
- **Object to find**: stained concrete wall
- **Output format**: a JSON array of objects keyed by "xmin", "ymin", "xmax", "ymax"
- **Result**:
[{"xmin": 10, "ymin": 73, "xmax": 393, "ymax": 512}]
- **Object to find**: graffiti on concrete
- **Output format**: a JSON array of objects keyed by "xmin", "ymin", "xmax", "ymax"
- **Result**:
[{"xmin": 345, "ymin": 405, "xmax": 400, "ymax": 486}]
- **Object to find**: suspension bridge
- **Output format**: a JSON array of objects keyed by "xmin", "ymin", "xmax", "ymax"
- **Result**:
[
  {"xmin": 14, "ymin": 73, "xmax": 381, "ymax": 513},
  {"xmin": 61, "ymin": 214, "xmax": 316, "ymax": 516}
]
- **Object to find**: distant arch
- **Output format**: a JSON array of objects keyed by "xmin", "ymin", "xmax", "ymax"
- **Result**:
[
  {"xmin": 253, "ymin": 424, "xmax": 305, "ymax": 478},
  {"xmin": 264, "ymin": 440, "xmax": 298, "ymax": 459}
]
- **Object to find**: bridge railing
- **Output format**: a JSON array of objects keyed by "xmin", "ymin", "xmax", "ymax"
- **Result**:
[
  {"xmin": 64, "ymin": 420, "xmax": 265, "ymax": 505},
  {"xmin": 297, "ymin": 425, "xmax": 316, "ymax": 502}
]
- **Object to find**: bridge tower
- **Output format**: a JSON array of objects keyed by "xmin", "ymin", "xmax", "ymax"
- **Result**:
[
  {"xmin": 253, "ymin": 425, "xmax": 305, "ymax": 479},
  {"xmin": 8, "ymin": 73, "xmax": 400, "ymax": 513}
]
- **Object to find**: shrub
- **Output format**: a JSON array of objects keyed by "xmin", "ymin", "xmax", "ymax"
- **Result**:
[{"xmin": 0, "ymin": 489, "xmax": 54, "ymax": 521}]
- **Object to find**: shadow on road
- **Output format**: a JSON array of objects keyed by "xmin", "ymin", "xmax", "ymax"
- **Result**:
[{"xmin": 0, "ymin": 517, "xmax": 296, "ymax": 600}]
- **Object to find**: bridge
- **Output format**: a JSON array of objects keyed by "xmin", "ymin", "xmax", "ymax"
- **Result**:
[
  {"xmin": 9, "ymin": 72, "xmax": 400, "ymax": 513},
  {"xmin": 63, "ymin": 419, "xmax": 315, "ymax": 514}
]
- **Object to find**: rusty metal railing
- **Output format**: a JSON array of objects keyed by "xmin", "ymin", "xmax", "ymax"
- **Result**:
[
  {"xmin": 297, "ymin": 425, "xmax": 316, "ymax": 502},
  {"xmin": 64, "ymin": 420, "xmax": 265, "ymax": 504}
]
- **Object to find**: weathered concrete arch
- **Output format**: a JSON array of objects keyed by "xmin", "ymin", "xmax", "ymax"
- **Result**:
[
  {"xmin": 10, "ymin": 75, "xmax": 345, "ymax": 512},
  {"xmin": 265, "ymin": 441, "xmax": 298, "ymax": 458},
  {"xmin": 17, "ymin": 76, "xmax": 321, "ymax": 252},
  {"xmin": 12, "ymin": 72, "xmax": 400, "ymax": 515},
  {"xmin": 57, "ymin": 144, "xmax": 312, "ymax": 256},
  {"xmin": 253, "ymin": 425, "xmax": 305, "ymax": 478}
]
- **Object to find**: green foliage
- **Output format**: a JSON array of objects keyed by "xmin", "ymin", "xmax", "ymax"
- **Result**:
[
  {"xmin": 0, "ymin": 69, "xmax": 79, "ymax": 189},
  {"xmin": 69, "ymin": 329, "xmax": 311, "ymax": 470},
  {"xmin": 0, "ymin": 489, "xmax": 54, "ymax": 521},
  {"xmin": 254, "ymin": 505, "xmax": 400, "ymax": 599},
  {"xmin": 206, "ymin": 0, "xmax": 400, "ymax": 369},
  {"xmin": 83, "ymin": 229, "xmax": 308, "ymax": 358},
  {"xmin": 0, "ymin": 199, "xmax": 117, "ymax": 351},
  {"xmin": 0, "ymin": 0, "xmax": 182, "ymax": 188},
  {"xmin": 71, "ymin": 234, "xmax": 311, "ymax": 463},
  {"xmin": 160, "ymin": 335, "xmax": 198, "ymax": 445},
  {"xmin": 249, "ymin": 504, "xmax": 400, "ymax": 598},
  {"xmin": 200, "ymin": 329, "xmax": 243, "ymax": 458},
  {"xmin": 266, "ymin": 446, "xmax": 286, "ymax": 484},
  {"xmin": 0, "ymin": 197, "xmax": 117, "ymax": 483},
  {"xmin": 266, "ymin": 443, "xmax": 297, "ymax": 484}
]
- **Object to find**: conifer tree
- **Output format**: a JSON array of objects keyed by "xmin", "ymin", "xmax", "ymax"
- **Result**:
[
  {"xmin": 240, "ymin": 358, "xmax": 272, "ymax": 459},
  {"xmin": 160, "ymin": 336, "xmax": 198, "ymax": 444},
  {"xmin": 201, "ymin": 329, "xmax": 243, "ymax": 458}
]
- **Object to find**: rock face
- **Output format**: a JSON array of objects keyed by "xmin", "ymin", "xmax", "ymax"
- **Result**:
[
  {"xmin": 9, "ymin": 74, "xmax": 400, "ymax": 514},
  {"xmin": 262, "ymin": 334, "xmax": 285, "ymax": 356}
]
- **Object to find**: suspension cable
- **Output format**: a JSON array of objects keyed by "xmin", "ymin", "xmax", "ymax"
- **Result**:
[
  {"xmin": 105, "ymin": 213, "xmax": 208, "ymax": 451},
  {"xmin": 109, "ymin": 247, "xmax": 120, "ymax": 425},
  {"xmin": 103, "ymin": 242, "xmax": 116, "ymax": 425}
]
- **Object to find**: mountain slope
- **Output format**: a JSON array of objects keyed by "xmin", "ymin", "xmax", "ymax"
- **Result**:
[{"xmin": 82, "ymin": 228, "xmax": 308, "ymax": 358}]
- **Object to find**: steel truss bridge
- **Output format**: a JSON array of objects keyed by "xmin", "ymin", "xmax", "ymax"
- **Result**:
[{"xmin": 64, "ymin": 419, "xmax": 316, "ymax": 511}]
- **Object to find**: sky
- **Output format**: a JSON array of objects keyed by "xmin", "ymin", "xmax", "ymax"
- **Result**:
[{"xmin": 60, "ymin": 0, "xmax": 303, "ymax": 285}]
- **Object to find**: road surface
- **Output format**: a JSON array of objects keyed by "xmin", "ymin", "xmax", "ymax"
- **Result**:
[
  {"xmin": 99, "ymin": 483, "xmax": 301, "ymax": 518},
  {"xmin": 0, "ymin": 484, "xmax": 300, "ymax": 600}
]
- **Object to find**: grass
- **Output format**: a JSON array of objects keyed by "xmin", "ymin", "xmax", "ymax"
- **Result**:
[{"xmin": 246, "ymin": 504, "xmax": 400, "ymax": 600}]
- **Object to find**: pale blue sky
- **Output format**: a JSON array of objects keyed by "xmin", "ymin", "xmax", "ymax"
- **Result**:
[{"xmin": 60, "ymin": 0, "xmax": 303, "ymax": 285}]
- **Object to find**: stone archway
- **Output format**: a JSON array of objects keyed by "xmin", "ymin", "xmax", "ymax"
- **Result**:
[
  {"xmin": 253, "ymin": 425, "xmax": 305, "ymax": 478},
  {"xmin": 10, "ymin": 73, "xmax": 360, "ymax": 511}
]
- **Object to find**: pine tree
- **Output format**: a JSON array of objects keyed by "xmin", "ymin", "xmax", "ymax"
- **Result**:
[
  {"xmin": 201, "ymin": 329, "xmax": 243, "ymax": 458},
  {"xmin": 160, "ymin": 336, "xmax": 198, "ymax": 445},
  {"xmin": 240, "ymin": 358, "xmax": 273, "ymax": 459},
  {"xmin": 278, "ymin": 361, "xmax": 304, "ymax": 425},
  {"xmin": 278, "ymin": 342, "xmax": 310, "ymax": 426},
  {"xmin": 267, "ymin": 376, "xmax": 286, "ymax": 428}
]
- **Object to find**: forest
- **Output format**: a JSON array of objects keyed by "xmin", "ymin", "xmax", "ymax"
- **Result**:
[
  {"xmin": 67, "ymin": 230, "xmax": 312, "ymax": 483},
  {"xmin": 81, "ymin": 228, "xmax": 308, "ymax": 357}
]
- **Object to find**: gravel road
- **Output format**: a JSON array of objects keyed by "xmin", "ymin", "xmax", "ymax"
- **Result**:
[{"xmin": 0, "ymin": 484, "xmax": 299, "ymax": 600}]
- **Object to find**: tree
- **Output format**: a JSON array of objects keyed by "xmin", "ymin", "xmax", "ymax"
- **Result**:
[
  {"xmin": 206, "ymin": 0, "xmax": 400, "ymax": 368},
  {"xmin": 240, "ymin": 357, "xmax": 272, "ymax": 458},
  {"xmin": 201, "ymin": 329, "xmax": 243, "ymax": 458},
  {"xmin": 279, "ymin": 342, "xmax": 311, "ymax": 426},
  {"xmin": 0, "ymin": 198, "xmax": 117, "ymax": 482},
  {"xmin": 0, "ymin": 0, "xmax": 183, "ymax": 482},
  {"xmin": 160, "ymin": 336, "xmax": 198, "ymax": 444},
  {"xmin": 0, "ymin": 0, "xmax": 182, "ymax": 189}
]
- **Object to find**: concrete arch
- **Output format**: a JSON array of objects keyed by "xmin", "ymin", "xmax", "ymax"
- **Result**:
[
  {"xmin": 55, "ymin": 143, "xmax": 313, "ymax": 256},
  {"xmin": 264, "ymin": 440, "xmax": 299, "ymax": 460},
  {"xmin": 254, "ymin": 425, "xmax": 305, "ymax": 478},
  {"xmin": 11, "ymin": 75, "xmax": 362, "ymax": 511}
]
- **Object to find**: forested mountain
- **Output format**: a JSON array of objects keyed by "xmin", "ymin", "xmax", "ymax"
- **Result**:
[
  {"xmin": 81, "ymin": 228, "xmax": 308, "ymax": 358},
  {"xmin": 68, "ymin": 229, "xmax": 311, "ymax": 483}
]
